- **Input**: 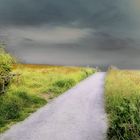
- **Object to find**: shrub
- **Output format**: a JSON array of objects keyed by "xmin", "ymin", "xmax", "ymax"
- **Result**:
[{"xmin": 0, "ymin": 46, "xmax": 15, "ymax": 93}]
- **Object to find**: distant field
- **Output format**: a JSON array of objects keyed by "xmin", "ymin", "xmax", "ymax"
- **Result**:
[
  {"xmin": 105, "ymin": 70, "xmax": 140, "ymax": 140},
  {"xmin": 0, "ymin": 64, "xmax": 95, "ymax": 133}
]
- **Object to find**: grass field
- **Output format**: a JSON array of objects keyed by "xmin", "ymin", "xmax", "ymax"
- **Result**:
[
  {"xmin": 105, "ymin": 69, "xmax": 140, "ymax": 140},
  {"xmin": 0, "ymin": 64, "xmax": 95, "ymax": 133}
]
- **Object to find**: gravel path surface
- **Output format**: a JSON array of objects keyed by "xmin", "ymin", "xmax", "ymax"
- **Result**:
[{"xmin": 0, "ymin": 72, "xmax": 107, "ymax": 140}]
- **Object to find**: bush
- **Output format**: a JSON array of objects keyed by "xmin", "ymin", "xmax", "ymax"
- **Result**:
[{"xmin": 0, "ymin": 46, "xmax": 15, "ymax": 93}]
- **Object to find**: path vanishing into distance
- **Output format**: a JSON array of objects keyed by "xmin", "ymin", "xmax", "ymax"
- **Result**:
[{"xmin": 0, "ymin": 72, "xmax": 108, "ymax": 140}]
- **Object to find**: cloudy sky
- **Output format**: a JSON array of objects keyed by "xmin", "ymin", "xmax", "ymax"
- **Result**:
[{"xmin": 0, "ymin": 0, "xmax": 140, "ymax": 68}]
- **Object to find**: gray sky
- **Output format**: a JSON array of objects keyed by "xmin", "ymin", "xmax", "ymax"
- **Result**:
[{"xmin": 0, "ymin": 0, "xmax": 140, "ymax": 68}]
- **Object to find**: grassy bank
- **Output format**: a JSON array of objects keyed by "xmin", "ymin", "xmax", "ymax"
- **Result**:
[
  {"xmin": 0, "ymin": 64, "xmax": 95, "ymax": 133},
  {"xmin": 105, "ymin": 70, "xmax": 140, "ymax": 140}
]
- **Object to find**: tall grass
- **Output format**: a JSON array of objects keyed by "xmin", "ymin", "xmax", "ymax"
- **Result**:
[
  {"xmin": 12, "ymin": 64, "xmax": 94, "ymax": 97},
  {"xmin": 0, "ymin": 64, "xmax": 95, "ymax": 132},
  {"xmin": 105, "ymin": 70, "xmax": 140, "ymax": 140}
]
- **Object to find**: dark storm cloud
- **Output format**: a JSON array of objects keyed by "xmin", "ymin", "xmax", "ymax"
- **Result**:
[
  {"xmin": 0, "ymin": 0, "xmax": 140, "ymax": 69},
  {"xmin": 91, "ymin": 32, "xmax": 136, "ymax": 51},
  {"xmin": 0, "ymin": 0, "xmax": 88, "ymax": 25},
  {"xmin": 0, "ymin": 0, "xmax": 132, "ymax": 27}
]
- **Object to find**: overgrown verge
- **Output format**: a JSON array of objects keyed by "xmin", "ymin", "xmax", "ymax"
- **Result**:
[
  {"xmin": 0, "ymin": 63, "xmax": 95, "ymax": 133},
  {"xmin": 105, "ymin": 70, "xmax": 140, "ymax": 140}
]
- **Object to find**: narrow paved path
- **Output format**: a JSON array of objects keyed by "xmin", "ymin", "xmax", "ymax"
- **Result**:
[{"xmin": 0, "ymin": 72, "xmax": 107, "ymax": 140}]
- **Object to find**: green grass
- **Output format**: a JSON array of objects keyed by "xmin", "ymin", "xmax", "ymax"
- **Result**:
[
  {"xmin": 105, "ymin": 70, "xmax": 140, "ymax": 140},
  {"xmin": 0, "ymin": 64, "xmax": 95, "ymax": 133}
]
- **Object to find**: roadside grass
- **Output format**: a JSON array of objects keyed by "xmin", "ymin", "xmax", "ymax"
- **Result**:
[
  {"xmin": 0, "ymin": 64, "xmax": 95, "ymax": 133},
  {"xmin": 105, "ymin": 69, "xmax": 140, "ymax": 140}
]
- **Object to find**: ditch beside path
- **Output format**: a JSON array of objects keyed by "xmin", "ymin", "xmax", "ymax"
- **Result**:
[{"xmin": 0, "ymin": 72, "xmax": 107, "ymax": 140}]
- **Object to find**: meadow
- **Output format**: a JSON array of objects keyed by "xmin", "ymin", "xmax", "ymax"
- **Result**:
[
  {"xmin": 105, "ymin": 69, "xmax": 140, "ymax": 140},
  {"xmin": 0, "ymin": 64, "xmax": 95, "ymax": 133}
]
